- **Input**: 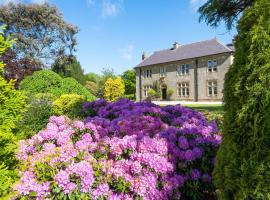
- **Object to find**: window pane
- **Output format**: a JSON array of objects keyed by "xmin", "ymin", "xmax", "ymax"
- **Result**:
[
  {"xmin": 181, "ymin": 65, "xmax": 185, "ymax": 75},
  {"xmin": 186, "ymin": 88, "xmax": 189, "ymax": 96},
  {"xmin": 182, "ymin": 88, "xmax": 185, "ymax": 96},
  {"xmin": 185, "ymin": 64, "xmax": 189, "ymax": 74},
  {"xmin": 208, "ymin": 87, "xmax": 212, "ymax": 96}
]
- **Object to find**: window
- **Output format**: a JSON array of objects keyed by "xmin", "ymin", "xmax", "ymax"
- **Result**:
[
  {"xmin": 160, "ymin": 67, "xmax": 166, "ymax": 77},
  {"xmin": 143, "ymin": 69, "xmax": 152, "ymax": 78},
  {"xmin": 207, "ymin": 60, "xmax": 218, "ymax": 72},
  {"xmin": 207, "ymin": 81, "xmax": 218, "ymax": 96},
  {"xmin": 143, "ymin": 85, "xmax": 152, "ymax": 97},
  {"xmin": 177, "ymin": 64, "xmax": 189, "ymax": 76},
  {"xmin": 177, "ymin": 82, "xmax": 189, "ymax": 97}
]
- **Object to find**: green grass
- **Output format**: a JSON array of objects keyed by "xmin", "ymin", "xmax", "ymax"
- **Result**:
[{"xmin": 183, "ymin": 104, "xmax": 224, "ymax": 113}]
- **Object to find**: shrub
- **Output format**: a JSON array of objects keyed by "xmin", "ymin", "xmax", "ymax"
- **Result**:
[
  {"xmin": 167, "ymin": 89, "xmax": 174, "ymax": 99},
  {"xmin": 20, "ymin": 70, "xmax": 96, "ymax": 101},
  {"xmin": 0, "ymin": 29, "xmax": 27, "ymax": 197},
  {"xmin": 14, "ymin": 99, "xmax": 220, "ymax": 199},
  {"xmin": 18, "ymin": 93, "xmax": 54, "ymax": 139},
  {"xmin": 104, "ymin": 77, "xmax": 125, "ymax": 102},
  {"xmin": 85, "ymin": 80, "xmax": 99, "ymax": 97},
  {"xmin": 213, "ymin": 0, "xmax": 270, "ymax": 199},
  {"xmin": 52, "ymin": 94, "xmax": 86, "ymax": 118}
]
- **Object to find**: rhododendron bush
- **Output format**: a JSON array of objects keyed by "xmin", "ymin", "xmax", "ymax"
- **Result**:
[{"xmin": 14, "ymin": 99, "xmax": 221, "ymax": 199}]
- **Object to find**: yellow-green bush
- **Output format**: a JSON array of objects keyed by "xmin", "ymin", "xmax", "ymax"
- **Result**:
[
  {"xmin": 52, "ymin": 94, "xmax": 86, "ymax": 118},
  {"xmin": 104, "ymin": 77, "xmax": 125, "ymax": 102}
]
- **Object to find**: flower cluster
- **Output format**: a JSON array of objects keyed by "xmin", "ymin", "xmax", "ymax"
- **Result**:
[{"xmin": 14, "ymin": 99, "xmax": 221, "ymax": 199}]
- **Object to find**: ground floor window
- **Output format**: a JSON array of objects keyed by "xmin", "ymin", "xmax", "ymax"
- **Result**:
[
  {"xmin": 177, "ymin": 82, "xmax": 189, "ymax": 97},
  {"xmin": 207, "ymin": 80, "xmax": 218, "ymax": 96},
  {"xmin": 143, "ymin": 85, "xmax": 152, "ymax": 97}
]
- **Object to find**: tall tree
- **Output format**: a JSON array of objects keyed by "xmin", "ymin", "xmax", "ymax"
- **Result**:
[
  {"xmin": 0, "ymin": 49, "xmax": 41, "ymax": 88},
  {"xmin": 198, "ymin": 0, "xmax": 255, "ymax": 30},
  {"xmin": 52, "ymin": 55, "xmax": 85, "ymax": 85},
  {"xmin": 0, "ymin": 3, "xmax": 78, "ymax": 66},
  {"xmin": 122, "ymin": 69, "xmax": 136, "ymax": 96},
  {"xmin": 213, "ymin": 0, "xmax": 270, "ymax": 199}
]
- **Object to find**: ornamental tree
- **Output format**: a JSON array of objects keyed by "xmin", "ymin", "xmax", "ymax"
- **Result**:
[
  {"xmin": 213, "ymin": 0, "xmax": 270, "ymax": 199},
  {"xmin": 0, "ymin": 27, "xmax": 27, "ymax": 197},
  {"xmin": 104, "ymin": 77, "xmax": 125, "ymax": 102},
  {"xmin": 0, "ymin": 3, "xmax": 78, "ymax": 66}
]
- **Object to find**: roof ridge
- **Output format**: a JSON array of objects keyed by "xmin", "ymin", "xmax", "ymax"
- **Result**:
[
  {"xmin": 153, "ymin": 38, "xmax": 217, "ymax": 53},
  {"xmin": 214, "ymin": 38, "xmax": 233, "ymax": 52}
]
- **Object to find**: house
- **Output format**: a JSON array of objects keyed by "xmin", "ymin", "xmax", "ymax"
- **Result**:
[{"xmin": 135, "ymin": 38, "xmax": 234, "ymax": 102}]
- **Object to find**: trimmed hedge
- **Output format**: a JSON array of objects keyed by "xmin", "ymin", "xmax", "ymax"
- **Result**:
[{"xmin": 20, "ymin": 70, "xmax": 96, "ymax": 101}]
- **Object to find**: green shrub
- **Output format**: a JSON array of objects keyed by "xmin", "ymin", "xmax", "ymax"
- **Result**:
[
  {"xmin": 52, "ymin": 94, "xmax": 86, "ymax": 118},
  {"xmin": 20, "ymin": 70, "xmax": 96, "ymax": 101},
  {"xmin": 17, "ymin": 93, "xmax": 54, "ymax": 139},
  {"xmin": 0, "ymin": 29, "xmax": 27, "ymax": 198},
  {"xmin": 85, "ymin": 80, "xmax": 99, "ymax": 97},
  {"xmin": 213, "ymin": 0, "xmax": 270, "ymax": 199},
  {"xmin": 123, "ymin": 94, "xmax": 136, "ymax": 100}
]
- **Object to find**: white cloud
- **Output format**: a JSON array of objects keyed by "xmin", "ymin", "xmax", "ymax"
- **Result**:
[
  {"xmin": 189, "ymin": 0, "xmax": 207, "ymax": 11},
  {"xmin": 0, "ymin": 0, "xmax": 21, "ymax": 5},
  {"xmin": 102, "ymin": 0, "xmax": 123, "ymax": 18},
  {"xmin": 120, "ymin": 43, "xmax": 134, "ymax": 61},
  {"xmin": 31, "ymin": 0, "xmax": 48, "ymax": 4}
]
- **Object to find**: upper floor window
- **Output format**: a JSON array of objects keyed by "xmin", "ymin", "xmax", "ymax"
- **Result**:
[
  {"xmin": 177, "ymin": 64, "xmax": 189, "ymax": 76},
  {"xmin": 207, "ymin": 60, "xmax": 218, "ymax": 72},
  {"xmin": 143, "ymin": 85, "xmax": 152, "ymax": 97},
  {"xmin": 207, "ymin": 80, "xmax": 217, "ymax": 96},
  {"xmin": 177, "ymin": 82, "xmax": 189, "ymax": 97},
  {"xmin": 160, "ymin": 67, "xmax": 166, "ymax": 77},
  {"xmin": 143, "ymin": 69, "xmax": 152, "ymax": 78}
]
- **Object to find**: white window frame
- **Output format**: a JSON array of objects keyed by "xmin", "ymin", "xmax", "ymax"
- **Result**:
[
  {"xmin": 143, "ymin": 85, "xmax": 152, "ymax": 97},
  {"xmin": 160, "ymin": 67, "xmax": 166, "ymax": 77},
  {"xmin": 207, "ymin": 80, "xmax": 218, "ymax": 96},
  {"xmin": 177, "ymin": 64, "xmax": 189, "ymax": 76},
  {"xmin": 207, "ymin": 60, "xmax": 218, "ymax": 72},
  {"xmin": 143, "ymin": 69, "xmax": 152, "ymax": 78},
  {"xmin": 177, "ymin": 82, "xmax": 189, "ymax": 97}
]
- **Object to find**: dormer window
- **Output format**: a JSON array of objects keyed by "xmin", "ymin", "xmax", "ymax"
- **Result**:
[{"xmin": 207, "ymin": 60, "xmax": 218, "ymax": 72}]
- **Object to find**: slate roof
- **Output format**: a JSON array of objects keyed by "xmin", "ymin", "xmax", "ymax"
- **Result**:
[{"xmin": 136, "ymin": 38, "xmax": 234, "ymax": 68}]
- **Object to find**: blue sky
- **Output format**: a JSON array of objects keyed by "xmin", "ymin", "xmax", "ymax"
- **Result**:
[{"xmin": 2, "ymin": 0, "xmax": 237, "ymax": 75}]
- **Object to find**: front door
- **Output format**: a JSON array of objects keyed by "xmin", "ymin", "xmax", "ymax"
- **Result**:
[{"xmin": 162, "ymin": 88, "xmax": 167, "ymax": 100}]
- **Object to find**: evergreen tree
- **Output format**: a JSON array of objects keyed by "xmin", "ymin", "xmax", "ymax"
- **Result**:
[{"xmin": 213, "ymin": 0, "xmax": 270, "ymax": 199}]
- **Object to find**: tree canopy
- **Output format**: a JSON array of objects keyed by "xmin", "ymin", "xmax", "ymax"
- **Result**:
[
  {"xmin": 122, "ymin": 69, "xmax": 136, "ymax": 97},
  {"xmin": 198, "ymin": 0, "xmax": 255, "ymax": 30},
  {"xmin": 52, "ymin": 55, "xmax": 85, "ymax": 85},
  {"xmin": 0, "ymin": 3, "xmax": 78, "ymax": 66}
]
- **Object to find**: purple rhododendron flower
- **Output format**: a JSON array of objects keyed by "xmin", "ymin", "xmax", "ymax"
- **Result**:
[{"xmin": 14, "ymin": 99, "xmax": 221, "ymax": 199}]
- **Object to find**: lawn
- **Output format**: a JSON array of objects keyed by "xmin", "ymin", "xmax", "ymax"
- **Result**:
[{"xmin": 183, "ymin": 104, "xmax": 224, "ymax": 113}]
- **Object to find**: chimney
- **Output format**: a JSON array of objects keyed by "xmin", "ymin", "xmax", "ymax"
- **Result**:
[
  {"xmin": 173, "ymin": 42, "xmax": 180, "ymax": 50},
  {"xmin": 142, "ymin": 51, "xmax": 148, "ymax": 61}
]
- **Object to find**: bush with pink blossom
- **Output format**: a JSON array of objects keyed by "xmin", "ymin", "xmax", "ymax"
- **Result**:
[{"xmin": 13, "ymin": 99, "xmax": 221, "ymax": 199}]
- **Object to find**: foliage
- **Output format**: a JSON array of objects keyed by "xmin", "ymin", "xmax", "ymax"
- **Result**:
[
  {"xmin": 85, "ymin": 72, "xmax": 101, "ymax": 83},
  {"xmin": 167, "ymin": 89, "xmax": 174, "ymax": 99},
  {"xmin": 198, "ymin": 0, "xmax": 255, "ymax": 30},
  {"xmin": 97, "ymin": 68, "xmax": 116, "ymax": 98},
  {"xmin": 104, "ymin": 77, "xmax": 125, "ymax": 102},
  {"xmin": 14, "ymin": 99, "xmax": 220, "ymax": 199},
  {"xmin": 20, "ymin": 70, "xmax": 95, "ymax": 100},
  {"xmin": 52, "ymin": 55, "xmax": 85, "ymax": 85},
  {"xmin": 121, "ymin": 69, "xmax": 136, "ymax": 99},
  {"xmin": 18, "ymin": 93, "xmax": 54, "ymax": 139},
  {"xmin": 52, "ymin": 94, "xmax": 86, "ymax": 118},
  {"xmin": 0, "ymin": 27, "xmax": 27, "ymax": 197},
  {"xmin": 0, "ymin": 49, "xmax": 41, "ymax": 88},
  {"xmin": 147, "ymin": 88, "xmax": 158, "ymax": 101},
  {"xmin": 85, "ymin": 81, "xmax": 99, "ymax": 97},
  {"xmin": 213, "ymin": 0, "xmax": 270, "ymax": 199},
  {"xmin": 0, "ymin": 3, "xmax": 78, "ymax": 66}
]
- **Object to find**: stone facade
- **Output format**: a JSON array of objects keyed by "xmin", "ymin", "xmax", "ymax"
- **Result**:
[{"xmin": 135, "ymin": 52, "xmax": 233, "ymax": 102}]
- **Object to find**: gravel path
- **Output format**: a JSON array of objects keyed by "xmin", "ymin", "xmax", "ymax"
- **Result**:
[{"xmin": 152, "ymin": 101, "xmax": 223, "ymax": 105}]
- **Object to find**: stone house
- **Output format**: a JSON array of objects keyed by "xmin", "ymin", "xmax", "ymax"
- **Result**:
[{"xmin": 135, "ymin": 39, "xmax": 234, "ymax": 102}]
